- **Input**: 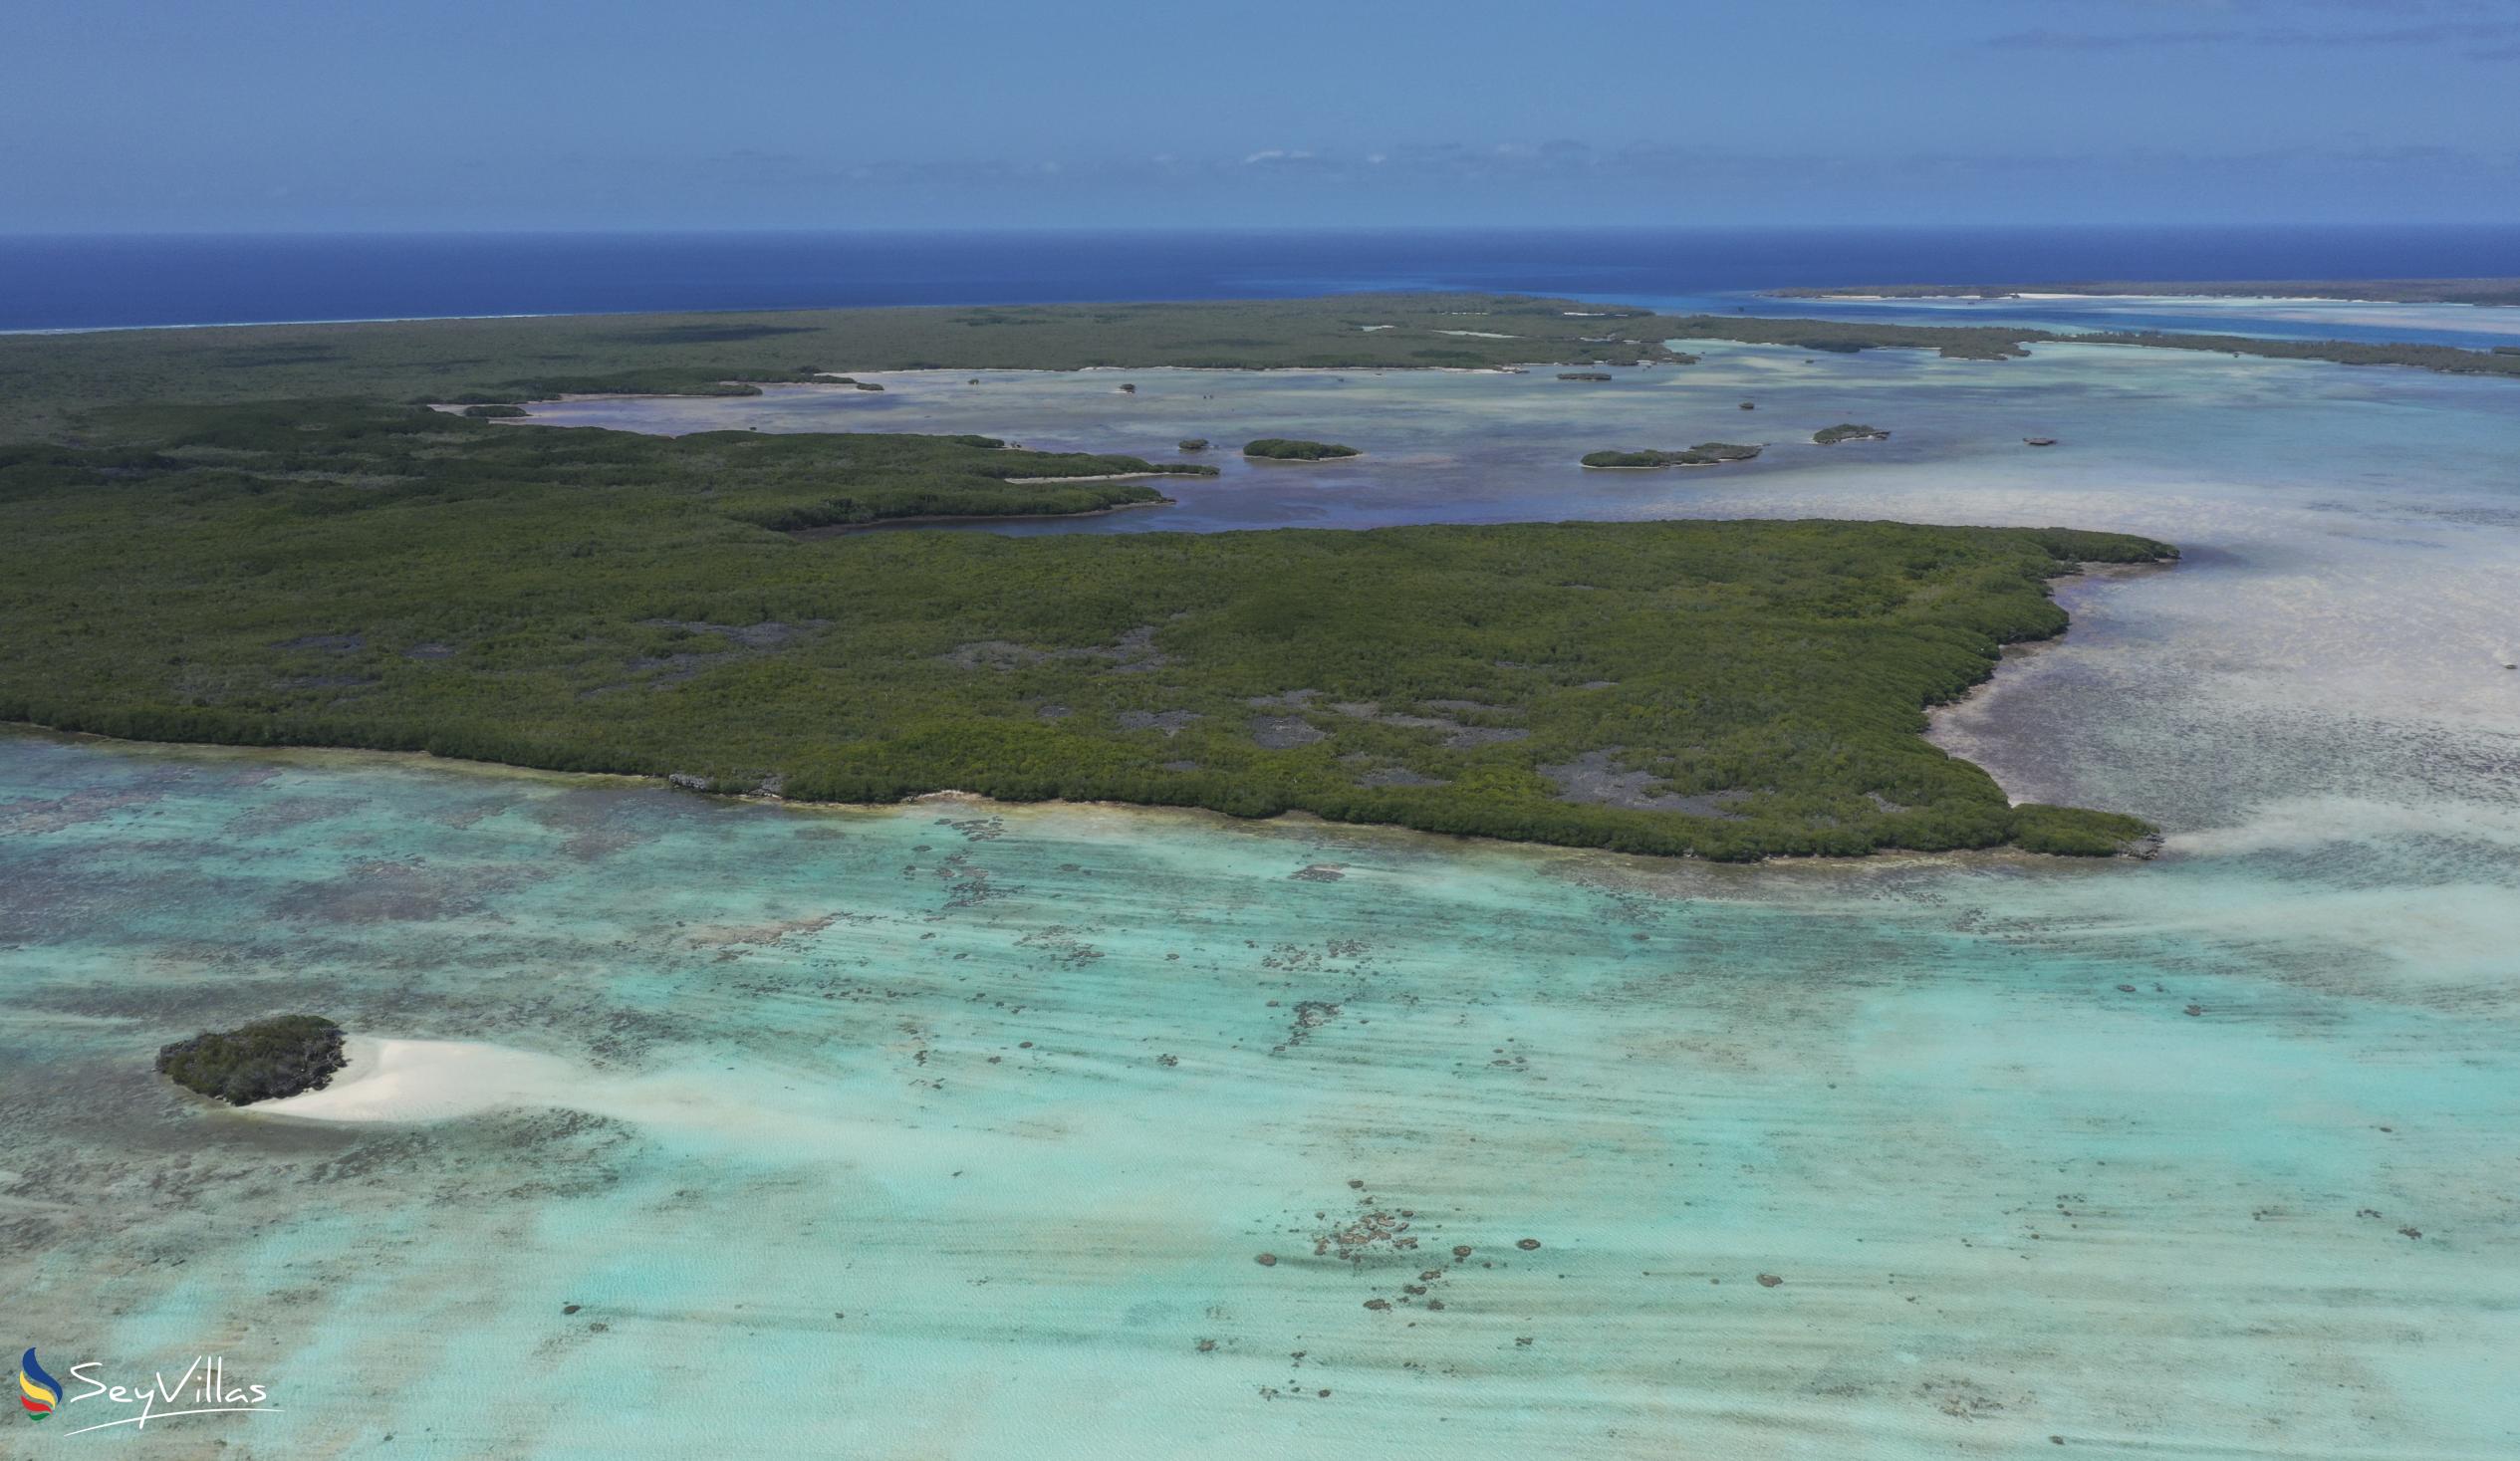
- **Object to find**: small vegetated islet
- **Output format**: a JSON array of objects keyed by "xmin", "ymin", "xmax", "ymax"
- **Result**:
[
  {"xmin": 1581, "ymin": 444, "xmax": 1764, "ymax": 468},
  {"xmin": 1243, "ymin": 438, "xmax": 1360, "ymax": 461},
  {"xmin": 156, "ymin": 1015, "xmax": 348, "ymax": 1105}
]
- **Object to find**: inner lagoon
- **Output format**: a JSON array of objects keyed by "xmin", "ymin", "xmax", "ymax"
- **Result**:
[{"xmin": 6, "ymin": 331, "xmax": 2518, "ymax": 1457}]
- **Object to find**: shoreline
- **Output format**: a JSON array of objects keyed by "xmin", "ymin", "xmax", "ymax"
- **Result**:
[
  {"xmin": 0, "ymin": 721, "xmax": 2133, "ymax": 883},
  {"xmin": 1577, "ymin": 459, "xmax": 1756, "ymax": 471},
  {"xmin": 997, "ymin": 471, "xmax": 1184, "ymax": 485},
  {"xmin": 1923, "ymin": 558, "xmax": 2180, "ymax": 816},
  {"xmin": 1774, "ymin": 286, "xmax": 2520, "ymax": 310},
  {"xmin": 786, "ymin": 497, "xmax": 1174, "ymax": 537}
]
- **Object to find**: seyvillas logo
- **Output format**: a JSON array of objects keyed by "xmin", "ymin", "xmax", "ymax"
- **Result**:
[
  {"xmin": 17, "ymin": 1349, "xmax": 60, "ymax": 1418},
  {"xmin": 14, "ymin": 1350, "xmax": 280, "ymax": 1436}
]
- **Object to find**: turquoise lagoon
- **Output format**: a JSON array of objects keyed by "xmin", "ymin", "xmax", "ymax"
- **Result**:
[{"xmin": 6, "ymin": 339, "xmax": 2519, "ymax": 1458}]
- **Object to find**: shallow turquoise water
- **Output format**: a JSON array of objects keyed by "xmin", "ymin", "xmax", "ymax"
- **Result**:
[
  {"xmin": 7, "ymin": 343, "xmax": 2519, "ymax": 1457},
  {"xmin": 1610, "ymin": 292, "xmax": 2520, "ymax": 349}
]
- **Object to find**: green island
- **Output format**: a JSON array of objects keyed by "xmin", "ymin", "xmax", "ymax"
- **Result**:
[
  {"xmin": 0, "ymin": 290, "xmax": 2271, "ymax": 860},
  {"xmin": 0, "ymin": 409, "xmax": 2170, "ymax": 856},
  {"xmin": 156, "ymin": 1015, "xmax": 347, "ymax": 1105},
  {"xmin": 1775, "ymin": 278, "xmax": 2520, "ymax": 308},
  {"xmin": 1581, "ymin": 443, "xmax": 1764, "ymax": 468},
  {"xmin": 1814, "ymin": 424, "xmax": 1890, "ymax": 444},
  {"xmin": 1243, "ymin": 438, "xmax": 1360, "ymax": 461}
]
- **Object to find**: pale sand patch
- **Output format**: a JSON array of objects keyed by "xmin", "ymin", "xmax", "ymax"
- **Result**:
[
  {"xmin": 998, "ymin": 471, "xmax": 1171, "ymax": 484},
  {"xmin": 255, "ymin": 1037, "xmax": 581, "ymax": 1122},
  {"xmin": 250, "ymin": 1036, "xmax": 860, "ymax": 1144}
]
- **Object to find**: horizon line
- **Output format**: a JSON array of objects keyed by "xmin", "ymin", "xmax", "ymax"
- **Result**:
[{"xmin": 10, "ymin": 220, "xmax": 2520, "ymax": 242}]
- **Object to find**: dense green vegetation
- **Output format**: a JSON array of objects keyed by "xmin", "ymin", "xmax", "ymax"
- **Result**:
[
  {"xmin": 1776, "ymin": 278, "xmax": 2520, "ymax": 307},
  {"xmin": 6, "ymin": 402, "xmax": 1217, "ymax": 534},
  {"xmin": 1178, "ymin": 437, "xmax": 1210, "ymax": 451},
  {"xmin": 1676, "ymin": 319, "xmax": 2035, "ymax": 362},
  {"xmin": 156, "ymin": 1015, "xmax": 347, "ymax": 1105},
  {"xmin": 0, "ymin": 401, "xmax": 2171, "ymax": 859},
  {"xmin": 1815, "ymin": 424, "xmax": 1890, "ymax": 444},
  {"xmin": 1581, "ymin": 443, "xmax": 1765, "ymax": 468},
  {"xmin": 1243, "ymin": 438, "xmax": 1360, "ymax": 460}
]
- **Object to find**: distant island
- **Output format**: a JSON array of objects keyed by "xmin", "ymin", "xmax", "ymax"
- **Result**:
[
  {"xmin": 1652, "ymin": 311, "xmax": 2520, "ymax": 376},
  {"xmin": 158, "ymin": 1015, "xmax": 347, "ymax": 1105},
  {"xmin": 1244, "ymin": 437, "xmax": 1360, "ymax": 460},
  {"xmin": 1581, "ymin": 443, "xmax": 1764, "ymax": 468},
  {"xmin": 1814, "ymin": 424, "xmax": 1890, "ymax": 444},
  {"xmin": 1775, "ymin": 278, "xmax": 2520, "ymax": 308},
  {"xmin": 0, "ymin": 291, "xmax": 2511, "ymax": 442}
]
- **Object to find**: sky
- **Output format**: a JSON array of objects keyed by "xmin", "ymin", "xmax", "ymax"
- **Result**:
[{"xmin": 5, "ymin": 0, "xmax": 2517, "ymax": 232}]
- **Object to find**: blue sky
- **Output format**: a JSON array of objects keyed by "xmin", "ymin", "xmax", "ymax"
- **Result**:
[{"xmin": 6, "ymin": 0, "xmax": 2516, "ymax": 231}]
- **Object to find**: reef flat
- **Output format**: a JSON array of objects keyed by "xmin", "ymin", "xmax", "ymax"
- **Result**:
[{"xmin": 1777, "ymin": 277, "xmax": 2520, "ymax": 307}]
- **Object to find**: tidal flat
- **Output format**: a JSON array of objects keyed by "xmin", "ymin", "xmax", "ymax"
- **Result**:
[
  {"xmin": 5, "ymin": 337, "xmax": 2519, "ymax": 1457},
  {"xmin": 1727, "ymin": 291, "xmax": 2520, "ymax": 349}
]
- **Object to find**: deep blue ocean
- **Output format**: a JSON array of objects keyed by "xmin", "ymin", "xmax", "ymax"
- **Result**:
[{"xmin": 4, "ymin": 226, "xmax": 2517, "ymax": 335}]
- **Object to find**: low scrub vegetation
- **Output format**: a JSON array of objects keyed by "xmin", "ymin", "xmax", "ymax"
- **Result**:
[{"xmin": 1, "ymin": 406, "xmax": 2172, "ymax": 860}]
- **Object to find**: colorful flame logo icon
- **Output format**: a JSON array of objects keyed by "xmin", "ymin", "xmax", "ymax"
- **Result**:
[{"xmin": 17, "ymin": 1348, "xmax": 60, "ymax": 1419}]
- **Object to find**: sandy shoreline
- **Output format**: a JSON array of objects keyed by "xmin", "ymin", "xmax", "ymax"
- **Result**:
[
  {"xmin": 786, "ymin": 497, "xmax": 1173, "ymax": 538},
  {"xmin": 1922, "ymin": 558, "xmax": 2179, "ymax": 808},
  {"xmin": 998, "ymin": 471, "xmax": 1179, "ymax": 484}
]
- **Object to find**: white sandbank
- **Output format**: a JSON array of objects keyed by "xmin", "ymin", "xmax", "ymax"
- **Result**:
[
  {"xmin": 250, "ymin": 1036, "xmax": 862, "ymax": 1146},
  {"xmin": 254, "ymin": 1037, "xmax": 582, "ymax": 1123}
]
